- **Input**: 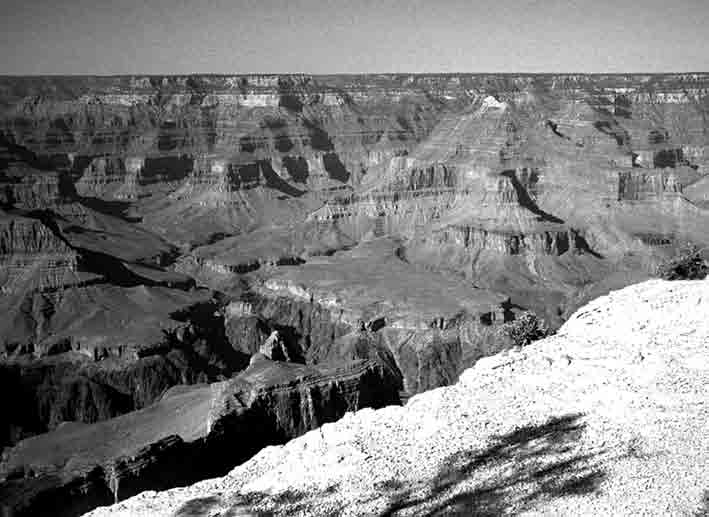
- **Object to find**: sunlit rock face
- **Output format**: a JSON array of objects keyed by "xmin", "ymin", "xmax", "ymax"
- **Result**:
[
  {"xmin": 1, "ymin": 72, "xmax": 708, "ymax": 323},
  {"xmin": 218, "ymin": 238, "xmax": 513, "ymax": 396},
  {"xmin": 0, "ymin": 213, "xmax": 78, "ymax": 296},
  {"xmin": 3, "ymin": 73, "xmax": 703, "ymax": 312}
]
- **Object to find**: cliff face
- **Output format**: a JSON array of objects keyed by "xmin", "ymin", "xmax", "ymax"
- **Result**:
[
  {"xmin": 0, "ymin": 133, "xmax": 76, "ymax": 209},
  {"xmin": 0, "ymin": 214, "xmax": 78, "ymax": 296},
  {"xmin": 1, "ymin": 74, "xmax": 706, "ymax": 345},
  {"xmin": 3, "ymin": 75, "xmax": 705, "ymax": 230},
  {"xmin": 2, "ymin": 74, "xmax": 707, "ymax": 259},
  {"xmin": 80, "ymin": 278, "xmax": 709, "ymax": 517},
  {"xmin": 0, "ymin": 74, "xmax": 707, "ymax": 517},
  {"xmin": 0, "ymin": 292, "xmax": 255, "ymax": 449},
  {"xmin": 220, "ymin": 239, "xmax": 512, "ymax": 396},
  {"xmin": 0, "ymin": 357, "xmax": 400, "ymax": 517},
  {"xmin": 1, "ymin": 74, "xmax": 708, "ymax": 486}
]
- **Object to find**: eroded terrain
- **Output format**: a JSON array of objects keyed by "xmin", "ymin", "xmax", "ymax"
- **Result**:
[{"xmin": 1, "ymin": 73, "xmax": 708, "ymax": 516}]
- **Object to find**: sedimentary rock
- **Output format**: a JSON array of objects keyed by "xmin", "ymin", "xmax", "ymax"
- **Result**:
[
  {"xmin": 0, "ymin": 291, "xmax": 253, "ymax": 447},
  {"xmin": 0, "ymin": 213, "xmax": 78, "ymax": 296},
  {"xmin": 0, "ymin": 357, "xmax": 400, "ymax": 517},
  {"xmin": 0, "ymin": 72, "xmax": 707, "ymax": 517},
  {"xmin": 258, "ymin": 330, "xmax": 292, "ymax": 361},
  {"xmin": 223, "ymin": 238, "xmax": 512, "ymax": 395},
  {"xmin": 83, "ymin": 277, "xmax": 709, "ymax": 517},
  {"xmin": 2, "ymin": 73, "xmax": 708, "ymax": 396},
  {"xmin": 2, "ymin": 74, "xmax": 708, "ymax": 295}
]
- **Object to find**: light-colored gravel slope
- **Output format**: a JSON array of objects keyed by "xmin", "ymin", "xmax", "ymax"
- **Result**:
[{"xmin": 85, "ymin": 278, "xmax": 709, "ymax": 517}]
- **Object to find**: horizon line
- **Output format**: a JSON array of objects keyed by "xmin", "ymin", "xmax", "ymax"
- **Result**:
[{"xmin": 2, "ymin": 71, "xmax": 709, "ymax": 78}]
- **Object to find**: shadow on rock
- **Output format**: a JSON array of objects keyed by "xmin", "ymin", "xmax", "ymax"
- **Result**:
[
  {"xmin": 174, "ymin": 496, "xmax": 223, "ymax": 517},
  {"xmin": 379, "ymin": 413, "xmax": 609, "ymax": 516},
  {"xmin": 696, "ymin": 490, "xmax": 709, "ymax": 516},
  {"xmin": 198, "ymin": 413, "xmax": 617, "ymax": 516},
  {"xmin": 500, "ymin": 169, "xmax": 564, "ymax": 224},
  {"xmin": 77, "ymin": 196, "xmax": 136, "ymax": 222}
]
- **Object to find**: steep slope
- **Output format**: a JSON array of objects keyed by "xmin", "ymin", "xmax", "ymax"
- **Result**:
[
  {"xmin": 85, "ymin": 277, "xmax": 709, "ymax": 517},
  {"xmin": 0, "ymin": 357, "xmax": 400, "ymax": 517},
  {"xmin": 0, "ymin": 137, "xmax": 243, "ymax": 448},
  {"xmin": 222, "ymin": 238, "xmax": 512, "ymax": 395},
  {"xmin": 2, "ymin": 74, "xmax": 709, "ymax": 454},
  {"xmin": 317, "ymin": 83, "xmax": 709, "ymax": 323}
]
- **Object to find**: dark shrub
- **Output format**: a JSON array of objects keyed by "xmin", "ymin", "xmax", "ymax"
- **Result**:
[
  {"xmin": 656, "ymin": 245, "xmax": 708, "ymax": 281},
  {"xmin": 499, "ymin": 311, "xmax": 551, "ymax": 347}
]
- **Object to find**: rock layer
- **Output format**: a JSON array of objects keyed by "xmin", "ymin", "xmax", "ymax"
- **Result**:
[
  {"xmin": 0, "ymin": 358, "xmax": 400, "ymax": 517},
  {"xmin": 82, "ymin": 278, "xmax": 709, "ymax": 517},
  {"xmin": 222, "ymin": 238, "xmax": 512, "ymax": 395}
]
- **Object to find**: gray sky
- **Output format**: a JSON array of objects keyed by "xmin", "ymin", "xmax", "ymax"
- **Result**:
[{"xmin": 1, "ymin": 0, "xmax": 708, "ymax": 75}]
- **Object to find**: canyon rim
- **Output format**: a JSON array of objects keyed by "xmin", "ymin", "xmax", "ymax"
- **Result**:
[{"xmin": 1, "ymin": 1, "xmax": 709, "ymax": 515}]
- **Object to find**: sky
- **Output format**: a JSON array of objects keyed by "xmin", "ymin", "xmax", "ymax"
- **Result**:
[{"xmin": 1, "ymin": 0, "xmax": 708, "ymax": 75}]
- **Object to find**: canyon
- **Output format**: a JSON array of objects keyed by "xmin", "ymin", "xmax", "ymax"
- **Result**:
[
  {"xmin": 82, "ymin": 277, "xmax": 709, "ymax": 517},
  {"xmin": 1, "ymin": 73, "xmax": 708, "ymax": 515}
]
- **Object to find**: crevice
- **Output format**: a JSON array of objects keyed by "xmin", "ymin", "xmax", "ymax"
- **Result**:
[{"xmin": 500, "ymin": 170, "xmax": 564, "ymax": 224}]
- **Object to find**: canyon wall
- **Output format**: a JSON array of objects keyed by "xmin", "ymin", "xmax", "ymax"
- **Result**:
[
  {"xmin": 1, "ymin": 74, "xmax": 708, "ymax": 432},
  {"xmin": 0, "ymin": 357, "xmax": 400, "ymax": 517},
  {"xmin": 1, "ymin": 73, "xmax": 708, "ymax": 516}
]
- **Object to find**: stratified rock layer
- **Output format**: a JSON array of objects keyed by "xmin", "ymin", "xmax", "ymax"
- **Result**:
[
  {"xmin": 0, "ymin": 358, "xmax": 400, "ymax": 517},
  {"xmin": 224, "ymin": 238, "xmax": 512, "ymax": 395},
  {"xmin": 84, "ymin": 278, "xmax": 709, "ymax": 517}
]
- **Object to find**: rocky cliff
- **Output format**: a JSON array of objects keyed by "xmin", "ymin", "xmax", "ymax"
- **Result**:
[
  {"xmin": 3, "ymin": 73, "xmax": 708, "ymax": 258},
  {"xmin": 222, "ymin": 238, "xmax": 513, "ymax": 395},
  {"xmin": 82, "ymin": 277, "xmax": 709, "ymax": 517},
  {"xmin": 1, "ymin": 75, "xmax": 708, "ymax": 503},
  {"xmin": 0, "ymin": 357, "xmax": 400, "ymax": 517}
]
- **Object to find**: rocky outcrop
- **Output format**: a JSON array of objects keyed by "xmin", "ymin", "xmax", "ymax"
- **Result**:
[
  {"xmin": 421, "ymin": 225, "xmax": 592, "ymax": 257},
  {"xmin": 0, "ymin": 352, "xmax": 206, "ymax": 447},
  {"xmin": 0, "ymin": 215, "xmax": 71, "ymax": 257},
  {"xmin": 75, "ymin": 157, "xmax": 141, "ymax": 200},
  {"xmin": 222, "ymin": 239, "xmax": 513, "ymax": 395},
  {"xmin": 0, "ymin": 294, "xmax": 251, "ymax": 447},
  {"xmin": 83, "ymin": 278, "xmax": 709, "ymax": 517},
  {"xmin": 0, "ymin": 285, "xmax": 214, "ymax": 358},
  {"xmin": 616, "ymin": 169, "xmax": 696, "ymax": 201},
  {"xmin": 0, "ymin": 166, "xmax": 74, "ymax": 209},
  {"xmin": 0, "ymin": 134, "xmax": 76, "ymax": 209},
  {"xmin": 0, "ymin": 214, "xmax": 78, "ymax": 295},
  {"xmin": 258, "ymin": 331, "xmax": 293, "ymax": 362},
  {"xmin": 222, "ymin": 300, "xmax": 270, "ymax": 357},
  {"xmin": 0, "ymin": 357, "xmax": 401, "ymax": 517}
]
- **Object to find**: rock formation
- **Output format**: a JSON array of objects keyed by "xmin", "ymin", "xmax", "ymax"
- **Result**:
[
  {"xmin": 258, "ymin": 330, "xmax": 292, "ymax": 361},
  {"xmin": 221, "ymin": 238, "xmax": 512, "ymax": 395},
  {"xmin": 1, "ymin": 74, "xmax": 709, "ymax": 515},
  {"xmin": 82, "ymin": 277, "xmax": 709, "ymax": 517},
  {"xmin": 0, "ymin": 357, "xmax": 400, "ymax": 517}
]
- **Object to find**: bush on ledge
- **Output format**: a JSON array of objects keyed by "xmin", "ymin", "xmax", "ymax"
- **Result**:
[
  {"xmin": 499, "ymin": 311, "xmax": 552, "ymax": 347},
  {"xmin": 656, "ymin": 245, "xmax": 709, "ymax": 281}
]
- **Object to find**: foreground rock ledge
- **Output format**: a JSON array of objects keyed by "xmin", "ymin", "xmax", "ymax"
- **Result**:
[{"xmin": 85, "ymin": 278, "xmax": 709, "ymax": 516}]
